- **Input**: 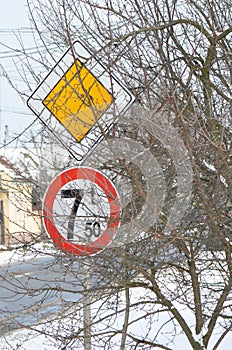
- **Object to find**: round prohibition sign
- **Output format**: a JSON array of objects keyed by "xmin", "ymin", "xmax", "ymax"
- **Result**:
[{"xmin": 43, "ymin": 167, "xmax": 120, "ymax": 256}]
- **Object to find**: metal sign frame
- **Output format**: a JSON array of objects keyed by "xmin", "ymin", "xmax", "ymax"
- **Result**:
[{"xmin": 27, "ymin": 41, "xmax": 135, "ymax": 161}]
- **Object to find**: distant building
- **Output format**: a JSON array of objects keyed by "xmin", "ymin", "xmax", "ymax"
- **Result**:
[{"xmin": 0, "ymin": 155, "xmax": 41, "ymax": 247}]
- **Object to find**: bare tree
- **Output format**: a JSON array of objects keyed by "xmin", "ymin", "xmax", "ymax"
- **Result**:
[{"xmin": 0, "ymin": 0, "xmax": 231, "ymax": 349}]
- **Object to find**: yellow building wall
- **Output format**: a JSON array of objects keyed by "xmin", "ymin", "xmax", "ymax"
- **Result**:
[
  {"xmin": 0, "ymin": 170, "xmax": 41, "ymax": 247},
  {"xmin": 0, "ymin": 171, "xmax": 10, "ymax": 246}
]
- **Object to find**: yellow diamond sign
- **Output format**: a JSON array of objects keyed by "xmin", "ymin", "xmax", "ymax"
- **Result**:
[
  {"xmin": 27, "ymin": 41, "xmax": 135, "ymax": 160},
  {"xmin": 42, "ymin": 59, "xmax": 113, "ymax": 142}
]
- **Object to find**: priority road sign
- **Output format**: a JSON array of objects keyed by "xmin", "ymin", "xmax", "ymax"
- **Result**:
[
  {"xmin": 43, "ymin": 58, "xmax": 113, "ymax": 143},
  {"xmin": 27, "ymin": 41, "xmax": 135, "ymax": 161},
  {"xmin": 43, "ymin": 167, "xmax": 120, "ymax": 256}
]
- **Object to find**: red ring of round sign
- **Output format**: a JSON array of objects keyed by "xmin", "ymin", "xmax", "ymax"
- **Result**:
[{"xmin": 43, "ymin": 167, "xmax": 120, "ymax": 256}]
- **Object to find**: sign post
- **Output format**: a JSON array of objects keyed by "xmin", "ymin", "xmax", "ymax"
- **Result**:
[{"xmin": 27, "ymin": 41, "xmax": 135, "ymax": 349}]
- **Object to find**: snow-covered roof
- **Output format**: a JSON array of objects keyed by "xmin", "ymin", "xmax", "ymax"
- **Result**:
[{"xmin": 0, "ymin": 155, "xmax": 23, "ymax": 178}]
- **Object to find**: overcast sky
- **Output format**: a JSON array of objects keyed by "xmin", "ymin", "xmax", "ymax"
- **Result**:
[{"xmin": 0, "ymin": 0, "xmax": 35, "ymax": 148}]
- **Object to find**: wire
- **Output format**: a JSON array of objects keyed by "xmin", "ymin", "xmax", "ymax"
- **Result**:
[
  {"xmin": 0, "ymin": 28, "xmax": 36, "ymax": 34},
  {"xmin": 0, "ymin": 45, "xmax": 57, "ymax": 59}
]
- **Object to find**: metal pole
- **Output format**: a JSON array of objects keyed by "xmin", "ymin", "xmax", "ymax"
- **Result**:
[{"xmin": 83, "ymin": 262, "xmax": 91, "ymax": 350}]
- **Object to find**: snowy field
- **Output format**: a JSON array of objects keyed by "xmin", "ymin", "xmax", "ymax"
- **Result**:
[
  {"xmin": 1, "ymin": 296, "xmax": 231, "ymax": 350},
  {"xmin": 0, "ymin": 245, "xmax": 231, "ymax": 350}
]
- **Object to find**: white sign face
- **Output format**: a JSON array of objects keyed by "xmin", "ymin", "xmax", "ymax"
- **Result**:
[
  {"xmin": 53, "ymin": 179, "xmax": 110, "ymax": 244},
  {"xmin": 27, "ymin": 41, "xmax": 135, "ymax": 161}
]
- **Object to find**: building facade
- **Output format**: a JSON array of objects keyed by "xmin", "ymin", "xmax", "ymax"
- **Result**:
[{"xmin": 0, "ymin": 156, "xmax": 41, "ymax": 247}]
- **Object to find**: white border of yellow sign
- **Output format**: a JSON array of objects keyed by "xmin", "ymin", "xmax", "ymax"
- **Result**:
[{"xmin": 27, "ymin": 41, "xmax": 135, "ymax": 161}]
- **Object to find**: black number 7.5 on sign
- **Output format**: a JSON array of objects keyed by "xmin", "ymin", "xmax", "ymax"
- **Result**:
[
  {"xmin": 43, "ymin": 167, "xmax": 120, "ymax": 256},
  {"xmin": 61, "ymin": 188, "xmax": 102, "ymax": 241}
]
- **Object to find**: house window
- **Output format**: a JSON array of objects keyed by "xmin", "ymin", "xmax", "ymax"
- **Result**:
[{"xmin": 32, "ymin": 187, "xmax": 41, "ymax": 211}]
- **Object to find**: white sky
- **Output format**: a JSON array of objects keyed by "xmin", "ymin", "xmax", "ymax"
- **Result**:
[{"xmin": 0, "ymin": 0, "xmax": 35, "ymax": 147}]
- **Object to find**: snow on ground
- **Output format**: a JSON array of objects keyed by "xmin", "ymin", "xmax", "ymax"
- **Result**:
[
  {"xmin": 1, "ymin": 245, "xmax": 232, "ymax": 349},
  {"xmin": 0, "ymin": 330, "xmax": 52, "ymax": 350},
  {"xmin": 1, "ymin": 289, "xmax": 232, "ymax": 350},
  {"xmin": 0, "ymin": 289, "xmax": 193, "ymax": 350},
  {"xmin": 0, "ymin": 242, "xmax": 56, "ymax": 267}
]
